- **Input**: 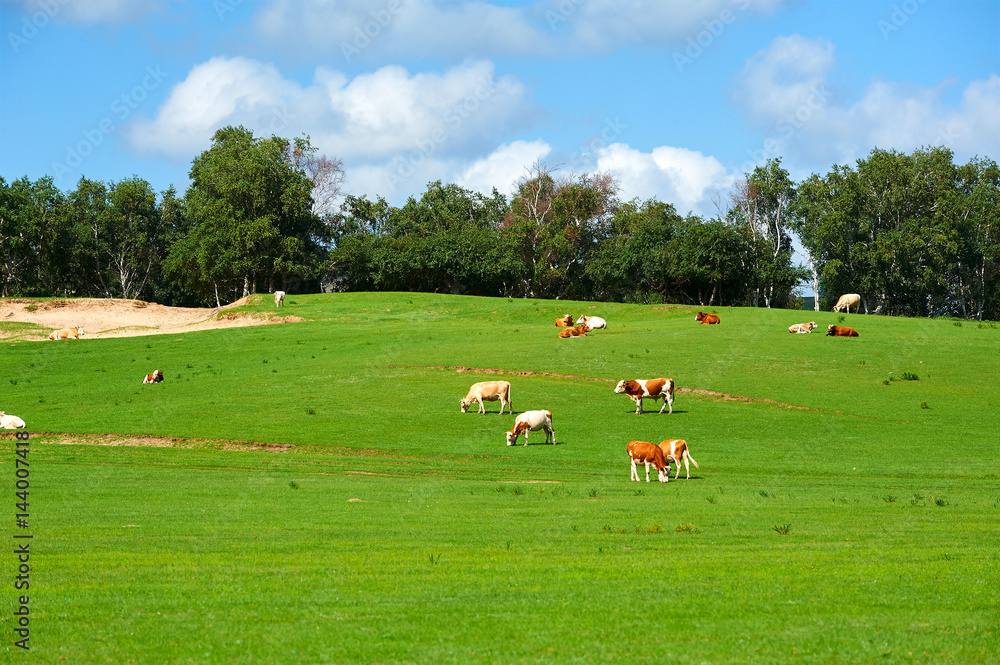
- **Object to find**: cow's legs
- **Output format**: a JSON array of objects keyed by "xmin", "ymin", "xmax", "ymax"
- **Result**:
[
  {"xmin": 478, "ymin": 399, "xmax": 485, "ymax": 414},
  {"xmin": 634, "ymin": 397, "xmax": 643, "ymax": 415},
  {"xmin": 523, "ymin": 430, "xmax": 529, "ymax": 446},
  {"xmin": 630, "ymin": 459, "xmax": 639, "ymax": 481},
  {"xmin": 644, "ymin": 461, "xmax": 651, "ymax": 482}
]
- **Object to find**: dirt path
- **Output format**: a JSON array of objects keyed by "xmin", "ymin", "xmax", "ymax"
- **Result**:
[{"xmin": 0, "ymin": 296, "xmax": 303, "ymax": 340}]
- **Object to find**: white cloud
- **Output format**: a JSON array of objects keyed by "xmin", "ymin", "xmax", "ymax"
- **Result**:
[
  {"xmin": 456, "ymin": 140, "xmax": 552, "ymax": 196},
  {"xmin": 594, "ymin": 143, "xmax": 733, "ymax": 215},
  {"xmin": 732, "ymin": 36, "xmax": 1000, "ymax": 167},
  {"xmin": 128, "ymin": 57, "xmax": 541, "ymax": 163}
]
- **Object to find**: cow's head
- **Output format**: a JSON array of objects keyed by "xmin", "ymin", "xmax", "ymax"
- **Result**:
[
  {"xmin": 808, "ymin": 322, "xmax": 817, "ymax": 330},
  {"xmin": 613, "ymin": 380, "xmax": 628, "ymax": 394},
  {"xmin": 460, "ymin": 398, "xmax": 471, "ymax": 413},
  {"xmin": 505, "ymin": 430, "xmax": 516, "ymax": 446}
]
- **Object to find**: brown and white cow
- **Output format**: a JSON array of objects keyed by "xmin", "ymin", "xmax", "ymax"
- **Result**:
[
  {"xmin": 142, "ymin": 370, "xmax": 164, "ymax": 384},
  {"xmin": 696, "ymin": 312, "xmax": 720, "ymax": 325},
  {"xmin": 788, "ymin": 321, "xmax": 818, "ymax": 334},
  {"xmin": 826, "ymin": 325, "xmax": 859, "ymax": 337},
  {"xmin": 614, "ymin": 378, "xmax": 675, "ymax": 415},
  {"xmin": 505, "ymin": 410, "xmax": 555, "ymax": 446},
  {"xmin": 832, "ymin": 293, "xmax": 861, "ymax": 314},
  {"xmin": 48, "ymin": 327, "xmax": 84, "ymax": 340},
  {"xmin": 460, "ymin": 380, "xmax": 511, "ymax": 414},
  {"xmin": 557, "ymin": 324, "xmax": 591, "ymax": 338},
  {"xmin": 657, "ymin": 439, "xmax": 700, "ymax": 480},
  {"xmin": 554, "ymin": 314, "xmax": 574, "ymax": 327},
  {"xmin": 627, "ymin": 441, "xmax": 669, "ymax": 483}
]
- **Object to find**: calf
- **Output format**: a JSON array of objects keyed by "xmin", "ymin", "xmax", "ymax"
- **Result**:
[
  {"xmin": 614, "ymin": 378, "xmax": 675, "ymax": 415},
  {"xmin": 505, "ymin": 410, "xmax": 555, "ymax": 446},
  {"xmin": 142, "ymin": 370, "xmax": 164, "ymax": 384},
  {"xmin": 576, "ymin": 315, "xmax": 607, "ymax": 329},
  {"xmin": 554, "ymin": 314, "xmax": 573, "ymax": 327},
  {"xmin": 627, "ymin": 441, "xmax": 669, "ymax": 482},
  {"xmin": 460, "ymin": 380, "xmax": 511, "ymax": 414},
  {"xmin": 658, "ymin": 439, "xmax": 700, "ymax": 480},
  {"xmin": 827, "ymin": 325, "xmax": 859, "ymax": 337},
  {"xmin": 696, "ymin": 312, "xmax": 720, "ymax": 324},
  {"xmin": 0, "ymin": 412, "xmax": 26, "ymax": 429},
  {"xmin": 274, "ymin": 291, "xmax": 286, "ymax": 307},
  {"xmin": 48, "ymin": 327, "xmax": 84, "ymax": 340},
  {"xmin": 788, "ymin": 321, "xmax": 818, "ymax": 334}
]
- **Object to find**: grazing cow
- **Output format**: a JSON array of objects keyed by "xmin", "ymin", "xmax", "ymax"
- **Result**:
[
  {"xmin": 826, "ymin": 325, "xmax": 859, "ymax": 337},
  {"xmin": 274, "ymin": 291, "xmax": 286, "ymax": 307},
  {"xmin": 658, "ymin": 439, "xmax": 700, "ymax": 480},
  {"xmin": 696, "ymin": 312, "xmax": 720, "ymax": 325},
  {"xmin": 788, "ymin": 321, "xmax": 818, "ymax": 334},
  {"xmin": 554, "ymin": 314, "xmax": 574, "ymax": 327},
  {"xmin": 833, "ymin": 293, "xmax": 861, "ymax": 314},
  {"xmin": 627, "ymin": 441, "xmax": 669, "ymax": 483},
  {"xmin": 505, "ymin": 410, "xmax": 555, "ymax": 446},
  {"xmin": 48, "ymin": 327, "xmax": 84, "ymax": 340},
  {"xmin": 460, "ymin": 380, "xmax": 512, "ymax": 414},
  {"xmin": 142, "ymin": 370, "xmax": 164, "ymax": 384},
  {"xmin": 0, "ymin": 412, "xmax": 26, "ymax": 429},
  {"xmin": 575, "ymin": 315, "xmax": 607, "ymax": 329},
  {"xmin": 614, "ymin": 378, "xmax": 675, "ymax": 415}
]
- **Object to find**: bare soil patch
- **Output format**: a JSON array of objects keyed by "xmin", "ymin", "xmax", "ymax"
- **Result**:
[
  {"xmin": 0, "ymin": 296, "xmax": 302, "ymax": 340},
  {"xmin": 8, "ymin": 431, "xmax": 295, "ymax": 452}
]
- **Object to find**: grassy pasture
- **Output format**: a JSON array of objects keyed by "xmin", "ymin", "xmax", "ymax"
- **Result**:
[{"xmin": 1, "ymin": 292, "xmax": 998, "ymax": 664}]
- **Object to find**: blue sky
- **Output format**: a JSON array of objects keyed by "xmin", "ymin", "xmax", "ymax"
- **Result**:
[{"xmin": 1, "ymin": 0, "xmax": 998, "ymax": 219}]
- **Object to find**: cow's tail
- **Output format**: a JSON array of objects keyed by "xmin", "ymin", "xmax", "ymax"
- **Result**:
[
  {"xmin": 668, "ymin": 380, "xmax": 675, "ymax": 400},
  {"xmin": 685, "ymin": 450, "xmax": 700, "ymax": 469}
]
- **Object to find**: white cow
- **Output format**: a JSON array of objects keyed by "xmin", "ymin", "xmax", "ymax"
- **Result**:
[
  {"xmin": 460, "ymin": 380, "xmax": 512, "ymax": 414},
  {"xmin": 576, "ymin": 315, "xmax": 606, "ymax": 329},
  {"xmin": 0, "ymin": 412, "xmax": 26, "ymax": 429},
  {"xmin": 505, "ymin": 410, "xmax": 555, "ymax": 446},
  {"xmin": 274, "ymin": 291, "xmax": 286, "ymax": 307},
  {"xmin": 48, "ymin": 327, "xmax": 84, "ymax": 340},
  {"xmin": 833, "ymin": 293, "xmax": 861, "ymax": 314}
]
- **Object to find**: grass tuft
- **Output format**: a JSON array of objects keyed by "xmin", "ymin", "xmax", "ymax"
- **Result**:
[{"xmin": 773, "ymin": 523, "xmax": 791, "ymax": 535}]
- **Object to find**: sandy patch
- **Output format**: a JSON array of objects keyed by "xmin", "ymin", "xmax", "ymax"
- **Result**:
[
  {"xmin": 5, "ymin": 431, "xmax": 295, "ymax": 452},
  {"xmin": 0, "ymin": 296, "xmax": 304, "ymax": 340}
]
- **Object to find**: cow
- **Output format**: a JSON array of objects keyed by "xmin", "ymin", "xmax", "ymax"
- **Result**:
[
  {"xmin": 505, "ymin": 410, "xmax": 555, "ymax": 446},
  {"xmin": 575, "ymin": 315, "xmax": 607, "ymax": 329},
  {"xmin": 788, "ymin": 321, "xmax": 818, "ymax": 334},
  {"xmin": 0, "ymin": 412, "xmax": 26, "ymax": 429},
  {"xmin": 460, "ymin": 380, "xmax": 511, "ymax": 414},
  {"xmin": 627, "ymin": 441, "xmax": 670, "ymax": 483},
  {"xmin": 142, "ymin": 370, "xmax": 164, "ymax": 384},
  {"xmin": 48, "ymin": 327, "xmax": 84, "ymax": 340},
  {"xmin": 274, "ymin": 291, "xmax": 286, "ymax": 308},
  {"xmin": 557, "ymin": 324, "xmax": 591, "ymax": 338},
  {"xmin": 833, "ymin": 293, "xmax": 861, "ymax": 314},
  {"xmin": 696, "ymin": 312, "xmax": 720, "ymax": 325},
  {"xmin": 827, "ymin": 325, "xmax": 859, "ymax": 337},
  {"xmin": 658, "ymin": 439, "xmax": 700, "ymax": 480},
  {"xmin": 614, "ymin": 378, "xmax": 675, "ymax": 415},
  {"xmin": 554, "ymin": 314, "xmax": 574, "ymax": 327}
]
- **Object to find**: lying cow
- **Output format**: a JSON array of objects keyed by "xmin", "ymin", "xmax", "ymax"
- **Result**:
[
  {"xmin": 0, "ymin": 412, "xmax": 26, "ymax": 429},
  {"xmin": 658, "ymin": 439, "xmax": 700, "ymax": 480},
  {"xmin": 789, "ymin": 321, "xmax": 818, "ymax": 334},
  {"xmin": 627, "ymin": 441, "xmax": 669, "ymax": 483},
  {"xmin": 614, "ymin": 378, "xmax": 675, "ymax": 415},
  {"xmin": 576, "ymin": 315, "xmax": 606, "ymax": 329},
  {"xmin": 554, "ymin": 314, "xmax": 573, "ymax": 327},
  {"xmin": 142, "ymin": 370, "xmax": 164, "ymax": 384},
  {"xmin": 833, "ymin": 293, "xmax": 861, "ymax": 314},
  {"xmin": 274, "ymin": 291, "xmax": 286, "ymax": 307},
  {"xmin": 48, "ymin": 327, "xmax": 84, "ymax": 340},
  {"xmin": 827, "ymin": 325, "xmax": 859, "ymax": 337},
  {"xmin": 696, "ymin": 312, "xmax": 720, "ymax": 325},
  {"xmin": 505, "ymin": 410, "xmax": 555, "ymax": 446},
  {"xmin": 557, "ymin": 324, "xmax": 591, "ymax": 338},
  {"xmin": 460, "ymin": 380, "xmax": 511, "ymax": 414}
]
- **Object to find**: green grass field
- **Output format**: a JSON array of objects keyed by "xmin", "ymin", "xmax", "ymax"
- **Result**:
[{"xmin": 1, "ymin": 293, "xmax": 998, "ymax": 664}]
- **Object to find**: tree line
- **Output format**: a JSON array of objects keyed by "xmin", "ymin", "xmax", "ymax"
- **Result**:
[{"xmin": 2, "ymin": 126, "xmax": 998, "ymax": 318}]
